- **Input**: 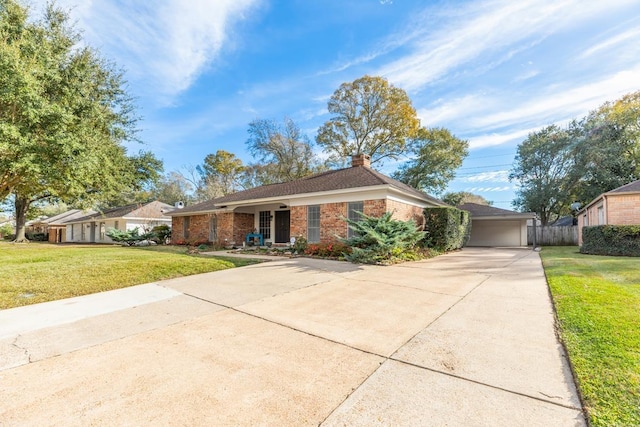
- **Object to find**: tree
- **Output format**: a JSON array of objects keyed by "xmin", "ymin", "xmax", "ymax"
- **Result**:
[
  {"xmin": 442, "ymin": 191, "xmax": 492, "ymax": 206},
  {"xmin": 246, "ymin": 117, "xmax": 322, "ymax": 183},
  {"xmin": 570, "ymin": 91, "xmax": 640, "ymax": 204},
  {"xmin": 0, "ymin": 1, "xmax": 150, "ymax": 241},
  {"xmin": 393, "ymin": 127, "xmax": 468, "ymax": 194},
  {"xmin": 151, "ymin": 171, "xmax": 194, "ymax": 206},
  {"xmin": 197, "ymin": 150, "xmax": 245, "ymax": 197},
  {"xmin": 316, "ymin": 75, "xmax": 420, "ymax": 166},
  {"xmin": 509, "ymin": 125, "xmax": 577, "ymax": 225}
]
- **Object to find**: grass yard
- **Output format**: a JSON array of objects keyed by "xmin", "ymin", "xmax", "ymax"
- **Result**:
[
  {"xmin": 540, "ymin": 246, "xmax": 640, "ymax": 427},
  {"xmin": 0, "ymin": 242, "xmax": 260, "ymax": 310}
]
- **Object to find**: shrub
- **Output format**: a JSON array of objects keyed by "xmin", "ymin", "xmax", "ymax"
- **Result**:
[
  {"xmin": 151, "ymin": 225, "xmax": 171, "ymax": 244},
  {"xmin": 422, "ymin": 207, "xmax": 470, "ymax": 251},
  {"xmin": 342, "ymin": 211, "xmax": 425, "ymax": 264},
  {"xmin": 304, "ymin": 242, "xmax": 351, "ymax": 258},
  {"xmin": 293, "ymin": 236, "xmax": 308, "ymax": 254},
  {"xmin": 106, "ymin": 227, "xmax": 152, "ymax": 246},
  {"xmin": 581, "ymin": 225, "xmax": 640, "ymax": 257}
]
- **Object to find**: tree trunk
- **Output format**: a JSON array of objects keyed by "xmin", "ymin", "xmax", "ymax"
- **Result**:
[{"xmin": 13, "ymin": 194, "xmax": 31, "ymax": 243}]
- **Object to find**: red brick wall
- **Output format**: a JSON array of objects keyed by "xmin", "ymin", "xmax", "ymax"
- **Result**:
[
  {"xmin": 172, "ymin": 212, "xmax": 254, "ymax": 246},
  {"xmin": 290, "ymin": 206, "xmax": 307, "ymax": 238},
  {"xmin": 320, "ymin": 202, "xmax": 348, "ymax": 242},
  {"xmin": 364, "ymin": 199, "xmax": 386, "ymax": 217},
  {"xmin": 233, "ymin": 213, "xmax": 255, "ymax": 244},
  {"xmin": 388, "ymin": 199, "xmax": 425, "ymax": 229}
]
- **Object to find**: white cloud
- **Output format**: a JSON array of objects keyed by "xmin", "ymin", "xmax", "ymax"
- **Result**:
[
  {"xmin": 460, "ymin": 170, "xmax": 510, "ymax": 183},
  {"xmin": 35, "ymin": 0, "xmax": 260, "ymax": 102},
  {"xmin": 465, "ymin": 186, "xmax": 514, "ymax": 192},
  {"xmin": 470, "ymin": 66, "xmax": 640, "ymax": 130},
  {"xmin": 579, "ymin": 26, "xmax": 640, "ymax": 59},
  {"xmin": 376, "ymin": 0, "xmax": 636, "ymax": 91}
]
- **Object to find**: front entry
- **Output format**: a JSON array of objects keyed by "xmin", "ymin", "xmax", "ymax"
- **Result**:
[{"xmin": 274, "ymin": 210, "xmax": 290, "ymax": 243}]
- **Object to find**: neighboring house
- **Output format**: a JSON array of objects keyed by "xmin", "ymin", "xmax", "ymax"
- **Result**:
[
  {"xmin": 458, "ymin": 203, "xmax": 536, "ymax": 247},
  {"xmin": 577, "ymin": 179, "xmax": 640, "ymax": 245},
  {"xmin": 168, "ymin": 154, "xmax": 447, "ymax": 246},
  {"xmin": 46, "ymin": 209, "xmax": 97, "ymax": 243},
  {"xmin": 64, "ymin": 201, "xmax": 172, "ymax": 244}
]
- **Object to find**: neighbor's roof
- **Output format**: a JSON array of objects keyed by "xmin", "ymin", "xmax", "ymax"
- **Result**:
[
  {"xmin": 458, "ymin": 203, "xmax": 536, "ymax": 219},
  {"xmin": 171, "ymin": 165, "xmax": 445, "ymax": 215},
  {"xmin": 579, "ymin": 178, "xmax": 640, "ymax": 213},
  {"xmin": 66, "ymin": 201, "xmax": 172, "ymax": 223},
  {"xmin": 43, "ymin": 209, "xmax": 97, "ymax": 225},
  {"xmin": 608, "ymin": 179, "xmax": 640, "ymax": 194}
]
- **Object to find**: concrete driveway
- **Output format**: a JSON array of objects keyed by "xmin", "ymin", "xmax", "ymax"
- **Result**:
[{"xmin": 0, "ymin": 248, "xmax": 586, "ymax": 426}]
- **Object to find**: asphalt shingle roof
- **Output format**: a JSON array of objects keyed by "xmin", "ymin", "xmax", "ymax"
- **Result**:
[
  {"xmin": 608, "ymin": 179, "xmax": 640, "ymax": 194},
  {"xmin": 458, "ymin": 203, "xmax": 534, "ymax": 218},
  {"xmin": 174, "ymin": 165, "xmax": 444, "ymax": 214}
]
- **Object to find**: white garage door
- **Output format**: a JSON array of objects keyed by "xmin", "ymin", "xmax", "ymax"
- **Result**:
[{"xmin": 467, "ymin": 219, "xmax": 524, "ymax": 247}]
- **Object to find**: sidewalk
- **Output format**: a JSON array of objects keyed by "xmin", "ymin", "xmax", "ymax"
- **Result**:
[{"xmin": 0, "ymin": 248, "xmax": 586, "ymax": 426}]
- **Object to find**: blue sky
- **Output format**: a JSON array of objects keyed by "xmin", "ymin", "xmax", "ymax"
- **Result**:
[{"xmin": 33, "ymin": 0, "xmax": 640, "ymax": 208}]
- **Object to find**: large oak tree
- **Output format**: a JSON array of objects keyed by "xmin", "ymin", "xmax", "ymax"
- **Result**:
[
  {"xmin": 0, "ymin": 1, "xmax": 158, "ymax": 241},
  {"xmin": 316, "ymin": 75, "xmax": 420, "ymax": 166}
]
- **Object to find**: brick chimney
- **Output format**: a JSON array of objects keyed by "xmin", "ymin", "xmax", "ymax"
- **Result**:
[{"xmin": 351, "ymin": 153, "xmax": 371, "ymax": 168}]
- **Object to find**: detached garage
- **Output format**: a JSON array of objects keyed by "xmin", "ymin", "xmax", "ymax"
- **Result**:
[{"xmin": 458, "ymin": 203, "xmax": 536, "ymax": 247}]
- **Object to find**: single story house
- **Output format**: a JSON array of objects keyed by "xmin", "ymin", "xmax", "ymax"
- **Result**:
[
  {"xmin": 29, "ymin": 209, "xmax": 97, "ymax": 243},
  {"xmin": 64, "ymin": 201, "xmax": 172, "ymax": 244},
  {"xmin": 458, "ymin": 203, "xmax": 536, "ymax": 247},
  {"xmin": 577, "ymin": 179, "xmax": 640, "ymax": 245},
  {"xmin": 168, "ymin": 154, "xmax": 447, "ymax": 246}
]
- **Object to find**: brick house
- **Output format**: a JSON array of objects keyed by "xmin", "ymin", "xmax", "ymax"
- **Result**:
[
  {"xmin": 168, "ymin": 154, "xmax": 446, "ymax": 246},
  {"xmin": 577, "ymin": 179, "xmax": 640, "ymax": 245},
  {"xmin": 64, "ymin": 201, "xmax": 172, "ymax": 244}
]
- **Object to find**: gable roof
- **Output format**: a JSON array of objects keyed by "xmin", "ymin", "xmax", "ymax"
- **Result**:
[
  {"xmin": 65, "ymin": 201, "xmax": 172, "ymax": 224},
  {"xmin": 43, "ymin": 209, "xmax": 97, "ymax": 225},
  {"xmin": 171, "ymin": 165, "xmax": 445, "ymax": 215},
  {"xmin": 578, "ymin": 178, "xmax": 640, "ymax": 213},
  {"xmin": 608, "ymin": 179, "xmax": 640, "ymax": 194},
  {"xmin": 458, "ymin": 203, "xmax": 535, "ymax": 219}
]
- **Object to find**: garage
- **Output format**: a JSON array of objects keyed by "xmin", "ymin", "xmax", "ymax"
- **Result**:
[{"xmin": 458, "ymin": 203, "xmax": 535, "ymax": 247}]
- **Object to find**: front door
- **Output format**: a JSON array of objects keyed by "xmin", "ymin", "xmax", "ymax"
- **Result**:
[{"xmin": 274, "ymin": 210, "xmax": 290, "ymax": 243}]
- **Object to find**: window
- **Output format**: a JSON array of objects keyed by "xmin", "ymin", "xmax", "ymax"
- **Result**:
[
  {"xmin": 209, "ymin": 215, "xmax": 217, "ymax": 242},
  {"xmin": 183, "ymin": 217, "xmax": 190, "ymax": 239},
  {"xmin": 114, "ymin": 220, "xmax": 119, "ymax": 230},
  {"xmin": 307, "ymin": 205, "xmax": 320, "ymax": 243},
  {"xmin": 259, "ymin": 211, "xmax": 271, "ymax": 239},
  {"xmin": 81, "ymin": 223, "xmax": 85, "ymax": 241},
  {"xmin": 597, "ymin": 205, "xmax": 605, "ymax": 225},
  {"xmin": 100, "ymin": 222, "xmax": 105, "ymax": 240},
  {"xmin": 347, "ymin": 201, "xmax": 364, "ymax": 238},
  {"xmin": 583, "ymin": 214, "xmax": 588, "ymax": 227}
]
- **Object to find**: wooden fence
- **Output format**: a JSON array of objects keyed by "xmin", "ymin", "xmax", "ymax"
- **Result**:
[{"xmin": 527, "ymin": 226, "xmax": 578, "ymax": 246}]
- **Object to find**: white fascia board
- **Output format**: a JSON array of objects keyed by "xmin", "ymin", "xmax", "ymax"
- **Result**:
[
  {"xmin": 472, "ymin": 214, "xmax": 536, "ymax": 220},
  {"xmin": 387, "ymin": 189, "xmax": 442, "ymax": 208}
]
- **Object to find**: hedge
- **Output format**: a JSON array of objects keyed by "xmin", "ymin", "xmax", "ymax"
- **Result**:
[
  {"xmin": 581, "ymin": 225, "xmax": 640, "ymax": 257},
  {"xmin": 423, "ymin": 207, "xmax": 471, "ymax": 251}
]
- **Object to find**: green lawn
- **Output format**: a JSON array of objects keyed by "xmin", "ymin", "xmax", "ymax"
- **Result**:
[
  {"xmin": 0, "ymin": 242, "xmax": 260, "ymax": 310},
  {"xmin": 540, "ymin": 246, "xmax": 640, "ymax": 427}
]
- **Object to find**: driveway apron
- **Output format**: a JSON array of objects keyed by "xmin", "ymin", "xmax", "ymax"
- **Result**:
[{"xmin": 0, "ymin": 248, "xmax": 586, "ymax": 426}]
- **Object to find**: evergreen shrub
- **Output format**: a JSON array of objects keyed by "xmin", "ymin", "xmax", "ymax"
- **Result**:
[
  {"xmin": 342, "ymin": 211, "xmax": 425, "ymax": 264},
  {"xmin": 581, "ymin": 225, "xmax": 640, "ymax": 257},
  {"xmin": 423, "ymin": 207, "xmax": 470, "ymax": 251}
]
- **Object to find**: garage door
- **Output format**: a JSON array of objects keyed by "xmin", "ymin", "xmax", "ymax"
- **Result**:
[{"xmin": 467, "ymin": 219, "xmax": 524, "ymax": 247}]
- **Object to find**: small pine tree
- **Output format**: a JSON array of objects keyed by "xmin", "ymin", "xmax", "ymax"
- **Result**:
[{"xmin": 342, "ymin": 211, "xmax": 425, "ymax": 264}]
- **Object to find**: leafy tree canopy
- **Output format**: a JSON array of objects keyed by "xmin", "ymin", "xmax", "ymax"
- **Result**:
[
  {"xmin": 393, "ymin": 127, "xmax": 468, "ymax": 194},
  {"xmin": 247, "ymin": 117, "xmax": 323, "ymax": 183},
  {"xmin": 509, "ymin": 90, "xmax": 640, "ymax": 224},
  {"xmin": 316, "ymin": 75, "xmax": 420, "ymax": 167},
  {"xmin": 442, "ymin": 191, "xmax": 492, "ymax": 207},
  {"xmin": 0, "ymin": 0, "xmax": 159, "ymax": 240}
]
